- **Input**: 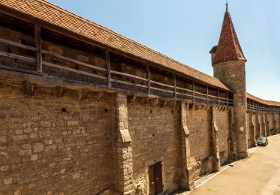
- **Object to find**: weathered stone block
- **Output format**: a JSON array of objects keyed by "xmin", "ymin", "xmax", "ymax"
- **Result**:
[{"xmin": 33, "ymin": 143, "xmax": 44, "ymax": 153}]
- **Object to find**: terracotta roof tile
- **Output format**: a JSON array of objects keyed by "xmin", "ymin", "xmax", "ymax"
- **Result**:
[
  {"xmin": 213, "ymin": 10, "xmax": 246, "ymax": 64},
  {"xmin": 0, "ymin": 0, "xmax": 230, "ymax": 91}
]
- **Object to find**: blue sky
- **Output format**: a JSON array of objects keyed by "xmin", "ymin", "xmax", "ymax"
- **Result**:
[{"xmin": 48, "ymin": 0, "xmax": 280, "ymax": 101}]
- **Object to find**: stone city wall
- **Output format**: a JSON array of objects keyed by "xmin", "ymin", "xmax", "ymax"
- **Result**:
[
  {"xmin": 185, "ymin": 105, "xmax": 231, "ymax": 180},
  {"xmin": 0, "ymin": 82, "xmax": 115, "ymax": 195},
  {"xmin": 245, "ymin": 111, "xmax": 280, "ymax": 149},
  {"xmin": 128, "ymin": 100, "xmax": 181, "ymax": 194},
  {"xmin": 215, "ymin": 109, "xmax": 230, "ymax": 165}
]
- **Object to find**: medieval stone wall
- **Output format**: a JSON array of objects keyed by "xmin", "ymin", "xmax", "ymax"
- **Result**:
[
  {"xmin": 128, "ymin": 101, "xmax": 181, "ymax": 194},
  {"xmin": 216, "ymin": 109, "xmax": 230, "ymax": 165},
  {"xmin": 276, "ymin": 113, "xmax": 280, "ymax": 129},
  {"xmin": 245, "ymin": 111, "xmax": 280, "ymax": 147},
  {"xmin": 186, "ymin": 107, "xmax": 212, "ymax": 179},
  {"xmin": 247, "ymin": 112, "xmax": 255, "ymax": 148},
  {"xmin": 267, "ymin": 113, "xmax": 273, "ymax": 133},
  {"xmin": 0, "ymin": 82, "xmax": 115, "ymax": 195}
]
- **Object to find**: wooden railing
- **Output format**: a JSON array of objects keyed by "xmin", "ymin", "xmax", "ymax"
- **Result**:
[
  {"xmin": 247, "ymin": 103, "xmax": 280, "ymax": 112},
  {"xmin": 0, "ymin": 33, "xmax": 233, "ymax": 107}
]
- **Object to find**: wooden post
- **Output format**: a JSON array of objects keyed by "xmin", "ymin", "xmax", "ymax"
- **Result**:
[
  {"xmin": 105, "ymin": 49, "xmax": 111, "ymax": 87},
  {"xmin": 217, "ymin": 90, "xmax": 220, "ymax": 105},
  {"xmin": 147, "ymin": 65, "xmax": 151, "ymax": 94},
  {"xmin": 226, "ymin": 93, "xmax": 229, "ymax": 107},
  {"xmin": 206, "ymin": 86, "xmax": 209, "ymax": 105},
  {"xmin": 192, "ymin": 81, "xmax": 195, "ymax": 103},
  {"xmin": 35, "ymin": 25, "xmax": 42, "ymax": 72},
  {"xmin": 173, "ymin": 74, "xmax": 176, "ymax": 98}
]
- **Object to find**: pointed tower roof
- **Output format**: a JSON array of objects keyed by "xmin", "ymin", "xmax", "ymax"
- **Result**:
[{"xmin": 212, "ymin": 7, "xmax": 246, "ymax": 64}]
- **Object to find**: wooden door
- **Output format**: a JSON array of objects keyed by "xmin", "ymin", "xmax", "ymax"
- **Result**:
[{"xmin": 149, "ymin": 162, "xmax": 163, "ymax": 195}]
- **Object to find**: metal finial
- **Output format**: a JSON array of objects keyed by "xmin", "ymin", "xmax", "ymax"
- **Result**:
[{"xmin": 226, "ymin": 1, "xmax": 228, "ymax": 12}]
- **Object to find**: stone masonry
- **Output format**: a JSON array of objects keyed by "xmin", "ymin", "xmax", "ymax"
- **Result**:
[{"xmin": 0, "ymin": 82, "xmax": 115, "ymax": 195}]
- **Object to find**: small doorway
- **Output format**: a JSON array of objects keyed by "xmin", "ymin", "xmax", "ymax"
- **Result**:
[{"xmin": 149, "ymin": 162, "xmax": 163, "ymax": 195}]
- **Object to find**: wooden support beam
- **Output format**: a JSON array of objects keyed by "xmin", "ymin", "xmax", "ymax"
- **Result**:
[
  {"xmin": 217, "ymin": 90, "xmax": 220, "ymax": 105},
  {"xmin": 23, "ymin": 81, "xmax": 35, "ymax": 96},
  {"xmin": 78, "ymin": 89, "xmax": 88, "ymax": 100},
  {"xmin": 54, "ymin": 86, "xmax": 65, "ymax": 97},
  {"xmin": 226, "ymin": 93, "xmax": 229, "ymax": 107},
  {"xmin": 206, "ymin": 86, "xmax": 209, "ymax": 105},
  {"xmin": 140, "ymin": 97, "xmax": 149, "ymax": 105},
  {"xmin": 35, "ymin": 25, "xmax": 42, "ymax": 72},
  {"xmin": 171, "ymin": 100, "xmax": 176, "ymax": 108},
  {"xmin": 189, "ymin": 103, "xmax": 195, "ymax": 110},
  {"xmin": 150, "ymin": 98, "xmax": 159, "ymax": 106},
  {"xmin": 97, "ymin": 92, "xmax": 104, "ymax": 100},
  {"xmin": 128, "ymin": 95, "xmax": 137, "ymax": 104},
  {"xmin": 173, "ymin": 74, "xmax": 177, "ymax": 98},
  {"xmin": 105, "ymin": 49, "xmax": 111, "ymax": 87},
  {"xmin": 147, "ymin": 65, "xmax": 151, "ymax": 94},
  {"xmin": 192, "ymin": 81, "xmax": 195, "ymax": 103},
  {"xmin": 160, "ymin": 100, "xmax": 167, "ymax": 108}
]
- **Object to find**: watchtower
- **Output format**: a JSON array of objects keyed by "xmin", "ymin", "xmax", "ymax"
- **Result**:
[{"xmin": 210, "ymin": 5, "xmax": 248, "ymax": 158}]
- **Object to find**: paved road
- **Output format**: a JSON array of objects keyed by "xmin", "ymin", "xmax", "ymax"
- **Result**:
[{"xmin": 190, "ymin": 134, "xmax": 280, "ymax": 195}]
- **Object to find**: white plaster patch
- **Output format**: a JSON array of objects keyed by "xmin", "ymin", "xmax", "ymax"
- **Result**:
[{"xmin": 271, "ymin": 185, "xmax": 280, "ymax": 191}]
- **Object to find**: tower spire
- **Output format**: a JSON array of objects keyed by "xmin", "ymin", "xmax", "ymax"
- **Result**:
[
  {"xmin": 226, "ymin": 1, "xmax": 228, "ymax": 12},
  {"xmin": 211, "ymin": 7, "xmax": 246, "ymax": 64}
]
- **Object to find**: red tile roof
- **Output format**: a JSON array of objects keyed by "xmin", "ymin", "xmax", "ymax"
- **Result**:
[
  {"xmin": 0, "ymin": 0, "xmax": 230, "ymax": 91},
  {"xmin": 212, "ymin": 10, "xmax": 246, "ymax": 64},
  {"xmin": 247, "ymin": 93, "xmax": 280, "ymax": 107}
]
